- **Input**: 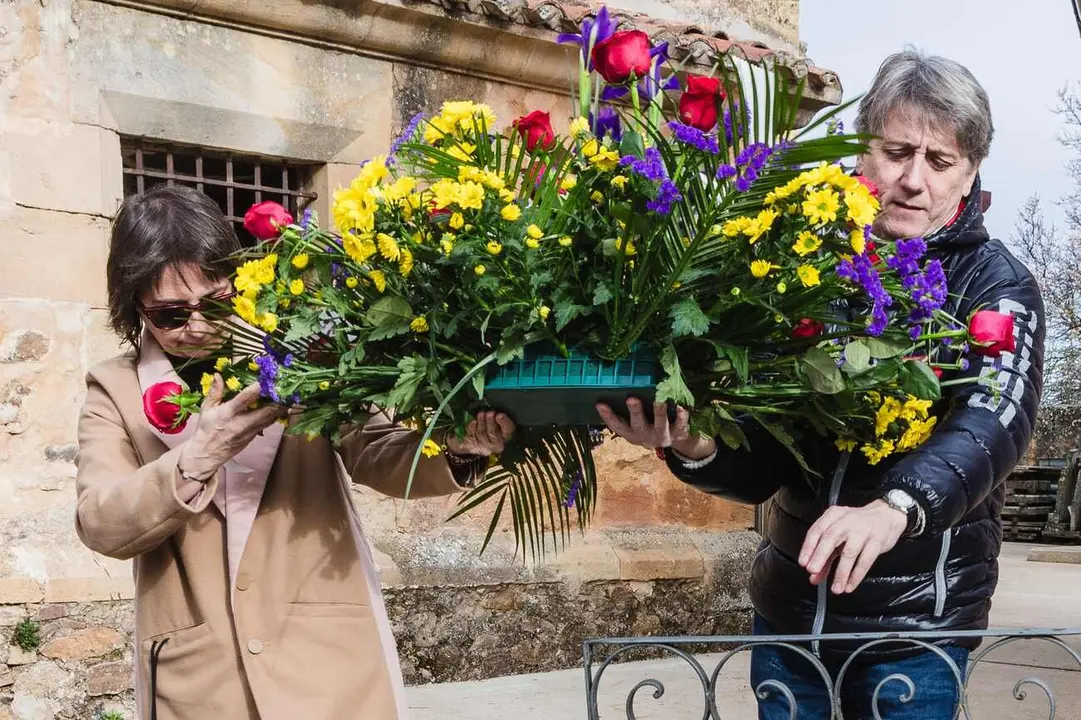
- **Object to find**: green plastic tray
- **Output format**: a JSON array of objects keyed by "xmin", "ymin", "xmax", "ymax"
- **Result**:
[{"xmin": 484, "ymin": 343, "xmax": 660, "ymax": 426}]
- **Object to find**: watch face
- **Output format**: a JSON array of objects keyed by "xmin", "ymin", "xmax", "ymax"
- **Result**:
[{"xmin": 888, "ymin": 489, "xmax": 915, "ymax": 510}]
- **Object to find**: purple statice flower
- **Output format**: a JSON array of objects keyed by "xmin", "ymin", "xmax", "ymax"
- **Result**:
[
  {"xmin": 908, "ymin": 325, "xmax": 923, "ymax": 341},
  {"xmin": 387, "ymin": 112, "xmax": 425, "ymax": 167},
  {"xmin": 827, "ymin": 118, "xmax": 845, "ymax": 136},
  {"xmin": 719, "ymin": 142, "xmax": 775, "ymax": 191},
  {"xmin": 906, "ymin": 259, "xmax": 948, "ymax": 324},
  {"xmin": 717, "ymin": 164, "xmax": 737, "ymax": 179},
  {"xmin": 602, "ymin": 43, "xmax": 680, "ymax": 104},
  {"xmin": 262, "ymin": 334, "xmax": 288, "ymax": 363},
  {"xmin": 622, "ymin": 149, "xmax": 681, "ymax": 214},
  {"xmin": 886, "ymin": 236, "xmax": 926, "ymax": 280},
  {"xmin": 283, "ymin": 353, "xmax": 295, "ymax": 368},
  {"xmin": 667, "ymin": 121, "xmax": 719, "ymax": 154},
  {"xmin": 590, "ymin": 106, "xmax": 623, "ymax": 142},
  {"xmin": 961, "ymin": 358, "xmax": 971, "ymax": 371},
  {"xmin": 836, "ymin": 253, "xmax": 894, "ymax": 337},
  {"xmin": 563, "ymin": 469, "xmax": 583, "ymax": 509},
  {"xmin": 722, "ymin": 104, "xmax": 753, "ymax": 144},
  {"xmin": 291, "ymin": 393, "xmax": 302, "ymax": 405},
  {"xmin": 254, "ymin": 354, "xmax": 280, "ymax": 403},
  {"xmin": 868, "ymin": 305, "xmax": 890, "ymax": 337},
  {"xmin": 556, "ymin": 6, "xmax": 617, "ymax": 70}
]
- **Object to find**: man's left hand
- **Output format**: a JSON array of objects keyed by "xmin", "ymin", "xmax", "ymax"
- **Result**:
[
  {"xmin": 445, "ymin": 411, "xmax": 515, "ymax": 456},
  {"xmin": 798, "ymin": 500, "xmax": 908, "ymax": 594}
]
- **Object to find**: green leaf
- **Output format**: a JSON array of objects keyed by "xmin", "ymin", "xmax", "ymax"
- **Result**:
[
  {"xmin": 496, "ymin": 336, "xmax": 526, "ymax": 365},
  {"xmin": 710, "ymin": 343, "xmax": 749, "ymax": 383},
  {"xmin": 899, "ymin": 360, "xmax": 942, "ymax": 401},
  {"xmin": 619, "ymin": 130, "xmax": 646, "ymax": 159},
  {"xmin": 365, "ymin": 296, "xmax": 413, "ymax": 328},
  {"xmin": 592, "ymin": 282, "xmax": 613, "ymax": 305},
  {"xmin": 866, "ymin": 336, "xmax": 910, "ymax": 359},
  {"xmin": 670, "ymin": 298, "xmax": 710, "ymax": 338},
  {"xmin": 849, "ymin": 360, "xmax": 899, "ymax": 389},
  {"xmin": 800, "ymin": 346, "xmax": 845, "ymax": 394},
  {"xmin": 368, "ymin": 323, "xmax": 410, "ymax": 341},
  {"xmin": 554, "ymin": 301, "xmax": 587, "ymax": 332},
  {"xmin": 717, "ymin": 421, "xmax": 748, "ymax": 450},
  {"xmin": 843, "ymin": 341, "xmax": 872, "ymax": 373},
  {"xmin": 472, "ymin": 372, "xmax": 485, "ymax": 400},
  {"xmin": 385, "ymin": 356, "xmax": 428, "ymax": 412},
  {"xmin": 654, "ymin": 344, "xmax": 695, "ymax": 407},
  {"xmin": 758, "ymin": 419, "xmax": 815, "ymax": 476},
  {"xmin": 283, "ymin": 311, "xmax": 320, "ymax": 344}
]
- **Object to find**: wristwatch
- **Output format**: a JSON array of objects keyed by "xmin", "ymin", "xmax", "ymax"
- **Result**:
[{"xmin": 883, "ymin": 488, "xmax": 926, "ymax": 537}]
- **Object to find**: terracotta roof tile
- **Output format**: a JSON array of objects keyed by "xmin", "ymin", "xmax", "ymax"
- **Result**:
[{"xmin": 405, "ymin": 0, "xmax": 842, "ymax": 107}]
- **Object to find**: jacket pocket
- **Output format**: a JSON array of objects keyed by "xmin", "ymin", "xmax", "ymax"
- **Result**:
[{"xmin": 141, "ymin": 623, "xmax": 228, "ymax": 719}]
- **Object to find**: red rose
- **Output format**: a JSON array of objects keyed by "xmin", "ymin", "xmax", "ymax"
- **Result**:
[
  {"xmin": 969, "ymin": 310, "xmax": 1015, "ymax": 356},
  {"xmin": 514, "ymin": 110, "xmax": 556, "ymax": 152},
  {"xmin": 855, "ymin": 175, "xmax": 880, "ymax": 198},
  {"xmin": 591, "ymin": 30, "xmax": 653, "ymax": 85},
  {"xmin": 865, "ymin": 241, "xmax": 880, "ymax": 265},
  {"xmin": 679, "ymin": 74, "xmax": 726, "ymax": 131},
  {"xmin": 244, "ymin": 201, "xmax": 293, "ymax": 241},
  {"xmin": 143, "ymin": 381, "xmax": 187, "ymax": 434},
  {"xmin": 791, "ymin": 318, "xmax": 825, "ymax": 339}
]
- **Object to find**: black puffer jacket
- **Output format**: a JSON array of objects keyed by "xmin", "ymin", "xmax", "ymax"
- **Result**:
[{"xmin": 668, "ymin": 177, "xmax": 1045, "ymax": 660}]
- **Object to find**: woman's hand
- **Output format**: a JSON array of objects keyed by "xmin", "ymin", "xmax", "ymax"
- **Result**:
[
  {"xmin": 178, "ymin": 375, "xmax": 285, "ymax": 480},
  {"xmin": 596, "ymin": 398, "xmax": 716, "ymax": 460},
  {"xmin": 445, "ymin": 411, "xmax": 515, "ymax": 456}
]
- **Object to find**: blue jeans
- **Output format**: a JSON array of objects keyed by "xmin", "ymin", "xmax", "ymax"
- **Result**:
[{"xmin": 750, "ymin": 615, "xmax": 968, "ymax": 719}]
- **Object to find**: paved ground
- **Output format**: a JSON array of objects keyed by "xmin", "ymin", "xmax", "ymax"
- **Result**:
[{"xmin": 406, "ymin": 542, "xmax": 1081, "ymax": 719}]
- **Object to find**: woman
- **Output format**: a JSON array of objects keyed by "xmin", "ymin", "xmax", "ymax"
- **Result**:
[
  {"xmin": 75, "ymin": 185, "xmax": 514, "ymax": 720},
  {"xmin": 599, "ymin": 51, "xmax": 1044, "ymax": 718}
]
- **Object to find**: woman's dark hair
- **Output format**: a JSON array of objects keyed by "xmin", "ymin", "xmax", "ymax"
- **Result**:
[{"xmin": 107, "ymin": 185, "xmax": 241, "ymax": 351}]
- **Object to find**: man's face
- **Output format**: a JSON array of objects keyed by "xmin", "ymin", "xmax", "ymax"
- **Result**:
[{"xmin": 858, "ymin": 109, "xmax": 979, "ymax": 240}]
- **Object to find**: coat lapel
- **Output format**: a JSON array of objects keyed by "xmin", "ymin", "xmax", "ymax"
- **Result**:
[{"xmin": 135, "ymin": 332, "xmax": 284, "ymax": 603}]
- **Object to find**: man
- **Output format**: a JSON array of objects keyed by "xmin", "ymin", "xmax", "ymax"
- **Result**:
[{"xmin": 599, "ymin": 50, "xmax": 1044, "ymax": 718}]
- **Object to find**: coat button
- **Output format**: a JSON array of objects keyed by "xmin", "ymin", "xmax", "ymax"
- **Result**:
[
  {"xmin": 236, "ymin": 573, "xmax": 252, "ymax": 591},
  {"xmin": 247, "ymin": 639, "xmax": 264, "ymax": 655}
]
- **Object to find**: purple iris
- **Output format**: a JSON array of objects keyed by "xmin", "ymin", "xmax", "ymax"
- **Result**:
[
  {"xmin": 668, "ymin": 121, "xmax": 719, "ymax": 154},
  {"xmin": 601, "ymin": 42, "xmax": 680, "ymax": 103},
  {"xmin": 254, "ymin": 354, "xmax": 281, "ymax": 403},
  {"xmin": 556, "ymin": 6, "xmax": 617, "ymax": 70},
  {"xmin": 590, "ymin": 107, "xmax": 623, "ymax": 142}
]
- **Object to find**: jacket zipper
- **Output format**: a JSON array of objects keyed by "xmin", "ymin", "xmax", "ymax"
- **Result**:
[
  {"xmin": 811, "ymin": 451, "xmax": 849, "ymax": 656},
  {"xmin": 933, "ymin": 530, "xmax": 952, "ymax": 617}
]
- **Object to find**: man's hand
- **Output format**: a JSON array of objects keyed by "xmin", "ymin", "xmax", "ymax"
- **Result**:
[
  {"xmin": 798, "ymin": 500, "xmax": 908, "ymax": 594},
  {"xmin": 596, "ymin": 398, "xmax": 716, "ymax": 460},
  {"xmin": 445, "ymin": 411, "xmax": 515, "ymax": 456}
]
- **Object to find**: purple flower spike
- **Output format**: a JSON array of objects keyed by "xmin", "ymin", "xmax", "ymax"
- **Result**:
[
  {"xmin": 557, "ymin": 6, "xmax": 617, "ymax": 70},
  {"xmin": 668, "ymin": 121, "xmax": 719, "ymax": 154}
]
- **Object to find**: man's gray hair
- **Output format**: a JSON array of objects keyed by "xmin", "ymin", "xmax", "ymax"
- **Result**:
[{"xmin": 855, "ymin": 49, "xmax": 993, "ymax": 164}]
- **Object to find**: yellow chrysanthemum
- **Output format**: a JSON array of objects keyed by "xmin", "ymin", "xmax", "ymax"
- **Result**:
[
  {"xmin": 226, "ymin": 376, "xmax": 242, "ymax": 393},
  {"xmin": 862, "ymin": 439, "xmax": 896, "ymax": 466},
  {"xmin": 346, "ymin": 276, "xmax": 359, "ymax": 289},
  {"xmin": 797, "ymin": 265, "xmax": 821, "ymax": 288},
  {"xmin": 486, "ymin": 241, "xmax": 503, "ymax": 255},
  {"xmin": 589, "ymin": 147, "xmax": 621, "ymax": 172},
  {"xmin": 744, "ymin": 208, "xmax": 779, "ymax": 244},
  {"xmin": 446, "ymin": 143, "xmax": 476, "ymax": 163},
  {"xmin": 214, "ymin": 357, "xmax": 229, "ymax": 372},
  {"xmin": 424, "ymin": 115, "xmax": 454, "ymax": 144},
  {"xmin": 590, "ymin": 190, "xmax": 605, "ymax": 203},
  {"xmin": 568, "ymin": 117, "xmax": 590, "ymax": 138},
  {"xmin": 615, "ymin": 237, "xmax": 636, "ymax": 256},
  {"xmin": 850, "ymin": 228, "xmax": 867, "ymax": 255},
  {"xmin": 835, "ymin": 438, "xmax": 857, "ymax": 452},
  {"xmin": 319, "ymin": 381, "xmax": 331, "ymax": 391},
  {"xmin": 399, "ymin": 248, "xmax": 415, "ymax": 277},
  {"xmin": 421, "ymin": 439, "xmax": 442, "ymax": 457},
  {"xmin": 292, "ymin": 253, "xmax": 309, "ymax": 270},
  {"xmin": 369, "ymin": 269, "xmax": 387, "ymax": 293},
  {"xmin": 449, "ymin": 212, "xmax": 465, "ymax": 230},
  {"xmin": 526, "ymin": 224, "xmax": 544, "ymax": 240},
  {"xmin": 383, "ymin": 176, "xmax": 417, "ymax": 204},
  {"xmin": 456, "ymin": 181, "xmax": 486, "ymax": 211},
  {"xmin": 525, "ymin": 237, "xmax": 540, "ymax": 249},
  {"xmin": 377, "ymin": 233, "xmax": 401, "ymax": 261},
  {"xmin": 539, "ymin": 305, "xmax": 551, "ymax": 319},
  {"xmin": 802, "ymin": 187, "xmax": 841, "ymax": 225},
  {"xmin": 844, "ymin": 190, "xmax": 879, "ymax": 228},
  {"xmin": 723, "ymin": 217, "xmax": 752, "ymax": 237},
  {"xmin": 558, "ymin": 236, "xmax": 573, "ymax": 247},
  {"xmin": 750, "ymin": 260, "xmax": 776, "ymax": 278},
  {"xmin": 611, "ymin": 175, "xmax": 628, "ymax": 190},
  {"xmin": 248, "ymin": 361, "xmax": 259, "ymax": 372},
  {"xmin": 440, "ymin": 237, "xmax": 455, "ymax": 255},
  {"xmin": 260, "ymin": 313, "xmax": 279, "ymax": 334},
  {"xmin": 233, "ymin": 296, "xmax": 257, "ymax": 324},
  {"xmin": 474, "ymin": 265, "xmax": 486, "ymax": 276},
  {"xmin": 410, "ymin": 316, "xmax": 429, "ymax": 333},
  {"xmin": 200, "ymin": 373, "xmax": 214, "ymax": 397},
  {"xmin": 343, "ymin": 234, "xmax": 377, "ymax": 264},
  {"xmin": 499, "ymin": 188, "xmax": 517, "ymax": 203},
  {"xmin": 581, "ymin": 139, "xmax": 599, "ymax": 158},
  {"xmin": 776, "ymin": 282, "xmax": 787, "ymax": 294},
  {"xmin": 429, "ymin": 179, "xmax": 460, "ymax": 210},
  {"xmin": 560, "ymin": 174, "xmax": 578, "ymax": 192},
  {"xmin": 289, "ymin": 279, "xmax": 305, "ymax": 295},
  {"xmin": 793, "ymin": 231, "xmax": 822, "ymax": 257},
  {"xmin": 501, "ymin": 204, "xmax": 522, "ymax": 222}
]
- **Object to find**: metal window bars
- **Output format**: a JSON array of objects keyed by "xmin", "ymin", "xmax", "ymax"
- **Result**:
[
  {"xmin": 584, "ymin": 627, "xmax": 1081, "ymax": 719},
  {"xmin": 120, "ymin": 138, "xmax": 319, "ymax": 244}
]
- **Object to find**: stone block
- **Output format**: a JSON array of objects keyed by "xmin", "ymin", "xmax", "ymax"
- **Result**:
[
  {"xmin": 87, "ymin": 660, "xmax": 133, "ymax": 696},
  {"xmin": 0, "ymin": 663, "xmax": 12, "ymax": 688},
  {"xmin": 44, "ymin": 578, "xmax": 135, "ymax": 604},
  {"xmin": 1, "ymin": 119, "xmax": 123, "ymax": 217},
  {"xmin": 0, "ymin": 207, "xmax": 110, "ymax": 305},
  {"xmin": 12, "ymin": 661, "xmax": 70, "ymax": 717},
  {"xmin": 34, "ymin": 606, "xmax": 67, "ymax": 623},
  {"xmin": 0, "ymin": 579, "xmax": 44, "ymax": 604},
  {"xmin": 612, "ymin": 541, "xmax": 705, "ymax": 581},
  {"xmin": 0, "ymin": 607, "xmax": 28, "ymax": 627},
  {"xmin": 7, "ymin": 646, "xmax": 37, "ymax": 666},
  {"xmin": 40, "ymin": 627, "xmax": 125, "ymax": 661}
]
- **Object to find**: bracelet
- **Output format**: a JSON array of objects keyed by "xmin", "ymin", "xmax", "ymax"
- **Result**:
[{"xmin": 178, "ymin": 465, "xmax": 214, "ymax": 484}]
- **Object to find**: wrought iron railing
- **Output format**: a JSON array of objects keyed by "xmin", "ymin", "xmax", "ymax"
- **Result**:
[{"xmin": 583, "ymin": 627, "xmax": 1081, "ymax": 719}]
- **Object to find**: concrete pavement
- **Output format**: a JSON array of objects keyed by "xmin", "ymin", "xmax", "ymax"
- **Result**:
[{"xmin": 407, "ymin": 542, "xmax": 1081, "ymax": 719}]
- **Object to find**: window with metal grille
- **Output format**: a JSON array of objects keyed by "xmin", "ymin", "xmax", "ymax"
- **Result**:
[{"xmin": 121, "ymin": 139, "xmax": 319, "ymax": 245}]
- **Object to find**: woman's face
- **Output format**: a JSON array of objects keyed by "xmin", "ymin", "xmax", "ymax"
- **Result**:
[
  {"xmin": 140, "ymin": 263, "xmax": 232, "ymax": 359},
  {"xmin": 857, "ymin": 109, "xmax": 979, "ymax": 241}
]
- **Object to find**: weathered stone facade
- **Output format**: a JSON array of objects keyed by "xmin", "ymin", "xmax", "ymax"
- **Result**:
[{"xmin": 1, "ymin": 1, "xmax": 833, "ymax": 716}]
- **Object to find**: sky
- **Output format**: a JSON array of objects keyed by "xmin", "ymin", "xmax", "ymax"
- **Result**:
[{"xmin": 800, "ymin": 0, "xmax": 1081, "ymax": 239}]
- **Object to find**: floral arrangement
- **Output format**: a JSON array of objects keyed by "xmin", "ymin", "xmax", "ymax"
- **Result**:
[{"xmin": 147, "ymin": 6, "xmax": 1016, "ymax": 557}]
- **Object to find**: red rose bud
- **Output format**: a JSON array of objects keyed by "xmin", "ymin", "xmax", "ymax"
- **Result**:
[
  {"xmin": 791, "ymin": 318, "xmax": 825, "ymax": 339},
  {"xmin": 855, "ymin": 175, "xmax": 880, "ymax": 198},
  {"xmin": 591, "ymin": 30, "xmax": 653, "ymax": 85},
  {"xmin": 968, "ymin": 310, "xmax": 1016, "ymax": 356},
  {"xmin": 143, "ymin": 381, "xmax": 187, "ymax": 434},
  {"xmin": 934, "ymin": 367, "xmax": 944, "ymax": 379},
  {"xmin": 244, "ymin": 201, "xmax": 293, "ymax": 241},
  {"xmin": 514, "ymin": 110, "xmax": 556, "ymax": 152},
  {"xmin": 679, "ymin": 74, "xmax": 726, "ymax": 131}
]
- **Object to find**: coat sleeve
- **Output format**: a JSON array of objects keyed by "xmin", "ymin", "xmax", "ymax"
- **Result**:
[
  {"xmin": 664, "ymin": 417, "xmax": 799, "ymax": 505},
  {"xmin": 337, "ymin": 411, "xmax": 469, "ymax": 499},
  {"xmin": 879, "ymin": 277, "xmax": 1045, "ymax": 535},
  {"xmin": 74, "ymin": 376, "xmax": 220, "ymax": 560}
]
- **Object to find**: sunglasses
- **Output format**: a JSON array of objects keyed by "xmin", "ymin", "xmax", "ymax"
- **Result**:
[{"xmin": 141, "ymin": 291, "xmax": 236, "ymax": 330}]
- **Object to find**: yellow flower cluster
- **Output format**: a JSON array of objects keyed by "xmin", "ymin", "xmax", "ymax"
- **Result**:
[
  {"xmin": 232, "ymin": 254, "xmax": 281, "ymax": 332},
  {"xmin": 763, "ymin": 162, "xmax": 880, "ymax": 230},
  {"xmin": 850, "ymin": 392, "xmax": 937, "ymax": 465},
  {"xmin": 581, "ymin": 139, "xmax": 620, "ymax": 172},
  {"xmin": 423, "ymin": 101, "xmax": 497, "ymax": 144},
  {"xmin": 332, "ymin": 155, "xmax": 390, "ymax": 238},
  {"xmin": 722, "ymin": 208, "xmax": 779, "ymax": 244}
]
